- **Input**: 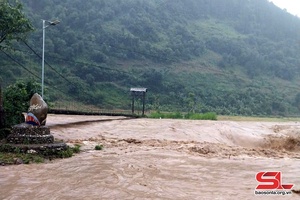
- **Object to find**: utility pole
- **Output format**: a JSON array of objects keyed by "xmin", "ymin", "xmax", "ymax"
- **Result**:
[
  {"xmin": 0, "ymin": 83, "xmax": 4, "ymax": 128},
  {"xmin": 41, "ymin": 19, "xmax": 60, "ymax": 99}
]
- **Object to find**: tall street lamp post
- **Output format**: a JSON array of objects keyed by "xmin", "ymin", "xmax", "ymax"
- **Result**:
[{"xmin": 42, "ymin": 19, "xmax": 60, "ymax": 99}]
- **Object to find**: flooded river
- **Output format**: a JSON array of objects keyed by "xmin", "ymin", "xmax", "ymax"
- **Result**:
[{"xmin": 1, "ymin": 115, "xmax": 300, "ymax": 199}]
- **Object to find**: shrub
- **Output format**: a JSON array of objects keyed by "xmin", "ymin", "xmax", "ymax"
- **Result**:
[
  {"xmin": 72, "ymin": 144, "xmax": 81, "ymax": 153},
  {"xmin": 165, "ymin": 112, "xmax": 183, "ymax": 119},
  {"xmin": 185, "ymin": 112, "xmax": 217, "ymax": 120},
  {"xmin": 148, "ymin": 111, "xmax": 165, "ymax": 118},
  {"xmin": 58, "ymin": 147, "xmax": 73, "ymax": 158},
  {"xmin": 2, "ymin": 81, "xmax": 39, "ymax": 127},
  {"xmin": 95, "ymin": 144, "xmax": 103, "ymax": 150},
  {"xmin": 148, "ymin": 111, "xmax": 217, "ymax": 120},
  {"xmin": 58, "ymin": 145, "xmax": 81, "ymax": 158},
  {"xmin": 149, "ymin": 111, "xmax": 183, "ymax": 119}
]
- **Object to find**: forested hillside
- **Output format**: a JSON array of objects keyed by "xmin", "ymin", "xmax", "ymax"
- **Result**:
[{"xmin": 1, "ymin": 0, "xmax": 300, "ymax": 116}]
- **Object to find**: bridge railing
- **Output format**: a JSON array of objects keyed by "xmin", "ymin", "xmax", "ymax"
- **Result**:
[{"xmin": 48, "ymin": 107, "xmax": 136, "ymax": 117}]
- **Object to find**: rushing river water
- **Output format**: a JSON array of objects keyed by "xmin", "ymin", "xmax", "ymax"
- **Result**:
[
  {"xmin": 1, "ymin": 148, "xmax": 300, "ymax": 200},
  {"xmin": 1, "ymin": 115, "xmax": 300, "ymax": 199}
]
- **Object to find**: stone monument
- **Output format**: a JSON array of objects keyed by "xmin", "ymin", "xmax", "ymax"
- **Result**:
[{"xmin": 6, "ymin": 93, "xmax": 66, "ymax": 152}]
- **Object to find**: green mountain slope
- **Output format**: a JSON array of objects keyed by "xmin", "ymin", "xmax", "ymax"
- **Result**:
[{"xmin": 1, "ymin": 0, "xmax": 300, "ymax": 116}]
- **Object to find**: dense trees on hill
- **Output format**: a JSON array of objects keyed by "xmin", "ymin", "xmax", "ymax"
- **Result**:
[
  {"xmin": 20, "ymin": 0, "xmax": 300, "ymax": 64},
  {"xmin": 0, "ymin": 0, "xmax": 33, "ymax": 47},
  {"xmin": 1, "ymin": 0, "xmax": 300, "ymax": 116}
]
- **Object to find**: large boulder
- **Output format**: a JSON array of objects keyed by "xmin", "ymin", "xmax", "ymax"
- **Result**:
[{"xmin": 27, "ymin": 93, "xmax": 48, "ymax": 125}]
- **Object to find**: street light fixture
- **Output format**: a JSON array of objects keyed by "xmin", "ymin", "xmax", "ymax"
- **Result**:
[{"xmin": 41, "ymin": 19, "xmax": 60, "ymax": 99}]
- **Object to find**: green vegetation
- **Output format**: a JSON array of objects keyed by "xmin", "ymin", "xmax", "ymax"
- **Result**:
[
  {"xmin": 1, "ymin": 0, "xmax": 300, "ymax": 116},
  {"xmin": 0, "ymin": 152, "xmax": 44, "ymax": 165},
  {"xmin": 0, "ymin": 143, "xmax": 81, "ymax": 165},
  {"xmin": 0, "ymin": 81, "xmax": 39, "ymax": 140},
  {"xmin": 95, "ymin": 144, "xmax": 103, "ymax": 151},
  {"xmin": 57, "ymin": 147, "xmax": 74, "ymax": 158},
  {"xmin": 72, "ymin": 144, "xmax": 81, "ymax": 153},
  {"xmin": 148, "ymin": 111, "xmax": 183, "ymax": 119},
  {"xmin": 0, "ymin": 0, "xmax": 33, "ymax": 48},
  {"xmin": 218, "ymin": 115, "xmax": 300, "ymax": 122},
  {"xmin": 3, "ymin": 81, "xmax": 39, "ymax": 125},
  {"xmin": 185, "ymin": 112, "xmax": 217, "ymax": 120},
  {"xmin": 148, "ymin": 111, "xmax": 217, "ymax": 120}
]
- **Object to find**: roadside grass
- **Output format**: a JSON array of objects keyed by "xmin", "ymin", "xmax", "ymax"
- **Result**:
[
  {"xmin": 0, "ymin": 152, "xmax": 44, "ymax": 165},
  {"xmin": 217, "ymin": 115, "xmax": 300, "ymax": 122},
  {"xmin": 148, "ymin": 111, "xmax": 217, "ymax": 120},
  {"xmin": 0, "ymin": 143, "xmax": 81, "ymax": 165},
  {"xmin": 148, "ymin": 111, "xmax": 300, "ymax": 122}
]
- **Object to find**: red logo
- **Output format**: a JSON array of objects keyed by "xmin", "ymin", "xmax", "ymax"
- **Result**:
[{"xmin": 255, "ymin": 172, "xmax": 294, "ymax": 190}]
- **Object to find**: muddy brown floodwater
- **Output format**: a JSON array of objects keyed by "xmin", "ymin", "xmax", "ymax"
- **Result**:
[{"xmin": 1, "ymin": 114, "xmax": 300, "ymax": 200}]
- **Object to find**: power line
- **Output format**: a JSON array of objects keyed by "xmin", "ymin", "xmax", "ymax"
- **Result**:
[
  {"xmin": 23, "ymin": 41, "xmax": 73, "ymax": 85},
  {"xmin": 13, "ymin": 43, "xmax": 300, "ymax": 95},
  {"xmin": 7, "ymin": 37, "xmax": 300, "ymax": 98},
  {"xmin": 11, "ymin": 46, "xmax": 131, "ymax": 75},
  {"xmin": 20, "ymin": 42, "xmax": 103, "ymax": 100},
  {"xmin": 0, "ymin": 49, "xmax": 72, "ymax": 96},
  {"xmin": 0, "ymin": 49, "xmax": 40, "ymax": 80},
  {"xmin": 0, "ymin": 49, "xmax": 69, "ymax": 95},
  {"xmin": 48, "ymin": 54, "xmax": 131, "ymax": 74}
]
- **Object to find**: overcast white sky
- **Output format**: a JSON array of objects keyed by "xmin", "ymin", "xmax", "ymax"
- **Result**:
[{"xmin": 269, "ymin": 0, "xmax": 300, "ymax": 16}]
